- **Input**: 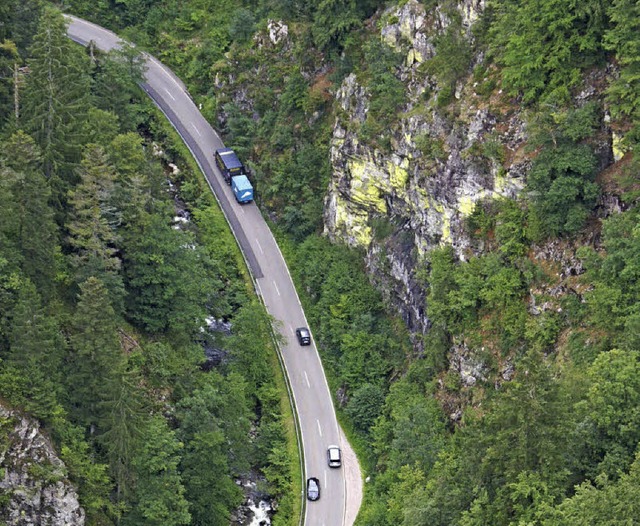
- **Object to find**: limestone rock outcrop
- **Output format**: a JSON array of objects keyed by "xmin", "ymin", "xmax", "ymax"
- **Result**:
[
  {"xmin": 0, "ymin": 404, "xmax": 85, "ymax": 526},
  {"xmin": 323, "ymin": 0, "xmax": 611, "ymax": 345}
]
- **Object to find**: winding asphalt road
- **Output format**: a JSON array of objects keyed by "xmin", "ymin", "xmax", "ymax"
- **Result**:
[{"xmin": 65, "ymin": 15, "xmax": 362, "ymax": 526}]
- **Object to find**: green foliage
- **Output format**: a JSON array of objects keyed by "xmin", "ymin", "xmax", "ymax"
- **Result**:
[
  {"xmin": 0, "ymin": 131, "xmax": 59, "ymax": 299},
  {"xmin": 122, "ymin": 212, "xmax": 213, "ymax": 335},
  {"xmin": 0, "ymin": 9, "xmax": 293, "ymax": 523},
  {"xmin": 604, "ymin": 0, "xmax": 640, "ymax": 145},
  {"xmin": 225, "ymin": 302, "xmax": 276, "ymax": 396},
  {"xmin": 426, "ymin": 247, "xmax": 528, "ymax": 349},
  {"xmin": 526, "ymin": 104, "xmax": 601, "ymax": 237},
  {"xmin": 228, "ymin": 9, "xmax": 255, "ymax": 44},
  {"xmin": 358, "ymin": 39, "xmax": 406, "ymax": 150},
  {"xmin": 374, "ymin": 378, "xmax": 446, "ymax": 473},
  {"xmin": 0, "ymin": 40, "xmax": 19, "ymax": 124},
  {"xmin": 545, "ymin": 452, "xmax": 640, "ymax": 525},
  {"xmin": 312, "ymin": 0, "xmax": 362, "ymax": 51},
  {"xmin": 415, "ymin": 133, "xmax": 447, "ymax": 162},
  {"xmin": 580, "ymin": 206, "xmax": 640, "ymax": 347},
  {"xmin": 175, "ymin": 373, "xmax": 249, "ymax": 525},
  {"xmin": 0, "ymin": 0, "xmax": 42, "ymax": 55},
  {"xmin": 66, "ymin": 277, "xmax": 124, "ymax": 430},
  {"xmin": 345, "ymin": 383, "xmax": 385, "ymax": 433},
  {"xmin": 21, "ymin": 6, "xmax": 90, "ymax": 184},
  {"xmin": 90, "ymin": 44, "xmax": 148, "ymax": 132},
  {"xmin": 67, "ymin": 145, "xmax": 124, "ymax": 310},
  {"xmin": 579, "ymin": 349, "xmax": 640, "ymax": 479},
  {"xmin": 423, "ymin": 11, "xmax": 472, "ymax": 90},
  {"xmin": 489, "ymin": 0, "xmax": 606, "ymax": 104},
  {"xmin": 124, "ymin": 416, "xmax": 191, "ymax": 526}
]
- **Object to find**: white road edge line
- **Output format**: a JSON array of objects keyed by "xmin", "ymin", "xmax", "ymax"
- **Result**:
[
  {"xmin": 273, "ymin": 281, "xmax": 280, "ymax": 296},
  {"xmin": 304, "ymin": 371, "xmax": 310, "ymax": 388},
  {"xmin": 164, "ymin": 87, "xmax": 176, "ymax": 101},
  {"xmin": 317, "ymin": 419, "xmax": 322, "ymax": 437}
]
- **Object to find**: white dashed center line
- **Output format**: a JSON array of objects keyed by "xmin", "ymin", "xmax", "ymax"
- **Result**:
[
  {"xmin": 164, "ymin": 87, "xmax": 176, "ymax": 101},
  {"xmin": 304, "ymin": 371, "xmax": 310, "ymax": 388}
]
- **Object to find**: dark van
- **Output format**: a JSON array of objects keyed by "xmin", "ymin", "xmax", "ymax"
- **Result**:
[{"xmin": 214, "ymin": 148, "xmax": 245, "ymax": 184}]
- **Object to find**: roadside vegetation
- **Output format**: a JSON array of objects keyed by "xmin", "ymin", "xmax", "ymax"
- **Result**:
[
  {"xmin": 1, "ymin": 0, "xmax": 639, "ymax": 525},
  {"xmin": 0, "ymin": 5, "xmax": 297, "ymax": 526}
]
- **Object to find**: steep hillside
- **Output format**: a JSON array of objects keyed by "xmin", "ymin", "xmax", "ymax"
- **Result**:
[
  {"xmin": 205, "ymin": 1, "xmax": 640, "ymax": 523},
  {"xmin": 4, "ymin": 0, "xmax": 639, "ymax": 524}
]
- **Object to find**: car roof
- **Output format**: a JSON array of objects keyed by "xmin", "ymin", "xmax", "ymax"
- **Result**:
[{"xmin": 297, "ymin": 327, "xmax": 309, "ymax": 334}]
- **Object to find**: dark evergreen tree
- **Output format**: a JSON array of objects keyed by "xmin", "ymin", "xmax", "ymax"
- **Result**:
[
  {"xmin": 0, "ymin": 40, "xmax": 19, "ymax": 126},
  {"xmin": 0, "ymin": 131, "xmax": 59, "ymax": 298},
  {"xmin": 0, "ymin": 0, "xmax": 43, "ymax": 55},
  {"xmin": 176, "ymin": 373, "xmax": 249, "ymax": 525},
  {"xmin": 124, "ymin": 416, "xmax": 191, "ymax": 526},
  {"xmin": 67, "ymin": 145, "xmax": 124, "ymax": 310},
  {"xmin": 98, "ymin": 371, "xmax": 146, "ymax": 507},
  {"xmin": 66, "ymin": 276, "xmax": 123, "ymax": 430},
  {"xmin": 122, "ymin": 211, "xmax": 212, "ymax": 336},
  {"xmin": 90, "ymin": 44, "xmax": 147, "ymax": 131},
  {"xmin": 5, "ymin": 278, "xmax": 64, "ymax": 419},
  {"xmin": 21, "ymin": 6, "xmax": 90, "ymax": 193}
]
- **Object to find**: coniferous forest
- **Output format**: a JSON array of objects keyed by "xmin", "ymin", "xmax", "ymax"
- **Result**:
[{"xmin": 1, "ymin": 0, "xmax": 640, "ymax": 525}]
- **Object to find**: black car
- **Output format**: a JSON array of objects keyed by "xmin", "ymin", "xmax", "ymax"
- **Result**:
[
  {"xmin": 296, "ymin": 327, "xmax": 311, "ymax": 346},
  {"xmin": 307, "ymin": 477, "xmax": 320, "ymax": 501}
]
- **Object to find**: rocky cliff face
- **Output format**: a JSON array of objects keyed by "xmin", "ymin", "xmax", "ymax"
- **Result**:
[
  {"xmin": 324, "ymin": 0, "xmax": 613, "ymax": 345},
  {"xmin": 0, "ymin": 404, "xmax": 85, "ymax": 526}
]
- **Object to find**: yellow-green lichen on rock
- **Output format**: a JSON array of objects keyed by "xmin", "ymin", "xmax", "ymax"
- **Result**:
[
  {"xmin": 348, "ymin": 159, "xmax": 387, "ymax": 213},
  {"xmin": 406, "ymin": 48, "xmax": 423, "ymax": 66},
  {"xmin": 441, "ymin": 213, "xmax": 451, "ymax": 243},
  {"xmin": 388, "ymin": 158, "xmax": 410, "ymax": 190},
  {"xmin": 457, "ymin": 195, "xmax": 476, "ymax": 218},
  {"xmin": 333, "ymin": 192, "xmax": 372, "ymax": 246},
  {"xmin": 494, "ymin": 170, "xmax": 507, "ymax": 194},
  {"xmin": 612, "ymin": 131, "xmax": 626, "ymax": 162}
]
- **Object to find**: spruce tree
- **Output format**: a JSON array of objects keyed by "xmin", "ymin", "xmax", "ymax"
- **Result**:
[
  {"xmin": 21, "ymin": 6, "xmax": 90, "ymax": 195},
  {"xmin": 124, "ymin": 416, "xmax": 191, "ymax": 526},
  {"xmin": 1, "ymin": 131, "xmax": 59, "ymax": 299},
  {"xmin": 67, "ymin": 145, "xmax": 124, "ymax": 310},
  {"xmin": 6, "ymin": 278, "xmax": 64, "ymax": 419},
  {"xmin": 67, "ymin": 276, "xmax": 123, "ymax": 431},
  {"xmin": 98, "ymin": 371, "xmax": 146, "ymax": 506}
]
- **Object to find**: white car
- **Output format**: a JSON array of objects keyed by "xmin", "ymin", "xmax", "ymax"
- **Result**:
[{"xmin": 327, "ymin": 445, "xmax": 342, "ymax": 468}]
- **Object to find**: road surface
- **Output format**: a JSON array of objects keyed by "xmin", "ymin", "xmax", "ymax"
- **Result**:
[{"xmin": 65, "ymin": 14, "xmax": 363, "ymax": 526}]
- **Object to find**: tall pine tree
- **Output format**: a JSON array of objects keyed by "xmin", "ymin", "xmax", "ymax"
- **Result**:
[
  {"xmin": 21, "ymin": 6, "xmax": 90, "ymax": 198},
  {"xmin": 67, "ymin": 145, "xmax": 124, "ymax": 310},
  {"xmin": 66, "ymin": 276, "xmax": 123, "ymax": 431},
  {"xmin": 0, "ymin": 131, "xmax": 59, "ymax": 299}
]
